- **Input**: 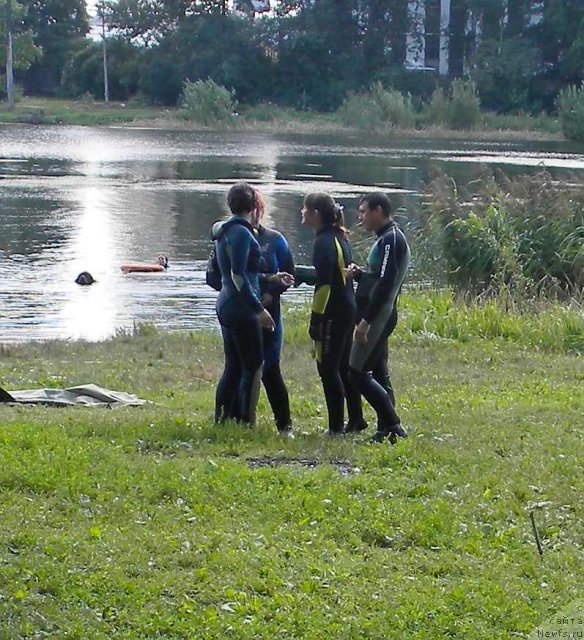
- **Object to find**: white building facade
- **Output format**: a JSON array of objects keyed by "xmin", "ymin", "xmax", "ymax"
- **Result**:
[{"xmin": 405, "ymin": 0, "xmax": 544, "ymax": 76}]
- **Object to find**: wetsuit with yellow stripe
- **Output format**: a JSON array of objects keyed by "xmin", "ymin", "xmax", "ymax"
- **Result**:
[{"xmin": 309, "ymin": 225, "xmax": 360, "ymax": 433}]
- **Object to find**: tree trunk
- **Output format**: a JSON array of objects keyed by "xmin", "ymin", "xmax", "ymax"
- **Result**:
[
  {"xmin": 101, "ymin": 11, "xmax": 109, "ymax": 103},
  {"xmin": 5, "ymin": 0, "xmax": 15, "ymax": 109}
]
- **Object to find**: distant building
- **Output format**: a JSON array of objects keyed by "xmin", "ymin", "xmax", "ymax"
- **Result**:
[
  {"xmin": 405, "ymin": 0, "xmax": 544, "ymax": 76},
  {"xmin": 233, "ymin": 0, "xmax": 271, "ymax": 17}
]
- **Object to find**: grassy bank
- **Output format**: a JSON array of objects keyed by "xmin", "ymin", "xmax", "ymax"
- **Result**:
[
  {"xmin": 0, "ymin": 98, "xmax": 169, "ymax": 127},
  {"xmin": 0, "ymin": 97, "xmax": 563, "ymax": 140},
  {"xmin": 1, "ymin": 293, "xmax": 582, "ymax": 638}
]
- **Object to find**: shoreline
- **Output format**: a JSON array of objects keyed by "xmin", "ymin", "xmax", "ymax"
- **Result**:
[{"xmin": 0, "ymin": 97, "xmax": 564, "ymax": 142}]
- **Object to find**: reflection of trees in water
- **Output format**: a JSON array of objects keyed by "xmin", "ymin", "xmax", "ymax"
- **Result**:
[
  {"xmin": 0, "ymin": 191, "xmax": 74, "ymax": 256},
  {"xmin": 172, "ymin": 191, "xmax": 226, "ymax": 259},
  {"xmin": 107, "ymin": 188, "xmax": 180, "ymax": 260}
]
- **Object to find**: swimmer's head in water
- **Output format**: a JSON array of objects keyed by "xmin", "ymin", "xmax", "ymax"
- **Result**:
[
  {"xmin": 75, "ymin": 271, "xmax": 96, "ymax": 285},
  {"xmin": 156, "ymin": 254, "xmax": 169, "ymax": 268}
]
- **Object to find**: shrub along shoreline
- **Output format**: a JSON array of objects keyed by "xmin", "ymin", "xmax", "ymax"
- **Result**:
[
  {"xmin": 0, "ymin": 95, "xmax": 563, "ymax": 140},
  {"xmin": 0, "ymin": 292, "xmax": 582, "ymax": 637}
]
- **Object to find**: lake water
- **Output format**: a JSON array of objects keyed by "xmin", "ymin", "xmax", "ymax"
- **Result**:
[{"xmin": 2, "ymin": 124, "xmax": 584, "ymax": 343}]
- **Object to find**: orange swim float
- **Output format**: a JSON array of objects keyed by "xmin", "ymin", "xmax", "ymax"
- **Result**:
[{"xmin": 121, "ymin": 254, "xmax": 168, "ymax": 274}]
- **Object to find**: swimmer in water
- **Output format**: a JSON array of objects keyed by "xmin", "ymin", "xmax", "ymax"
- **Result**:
[{"xmin": 75, "ymin": 271, "xmax": 96, "ymax": 285}]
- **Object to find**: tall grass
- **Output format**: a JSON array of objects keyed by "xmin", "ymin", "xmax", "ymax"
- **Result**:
[
  {"xmin": 338, "ymin": 82, "xmax": 415, "ymax": 130},
  {"xmin": 556, "ymin": 83, "xmax": 584, "ymax": 142},
  {"xmin": 284, "ymin": 290, "xmax": 583, "ymax": 354},
  {"xmin": 398, "ymin": 289, "xmax": 584, "ymax": 354},
  {"xmin": 418, "ymin": 171, "xmax": 584, "ymax": 299},
  {"xmin": 447, "ymin": 79, "xmax": 481, "ymax": 130}
]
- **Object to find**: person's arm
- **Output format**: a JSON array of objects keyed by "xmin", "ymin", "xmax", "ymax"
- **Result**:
[
  {"xmin": 205, "ymin": 246, "xmax": 222, "ymax": 291},
  {"xmin": 227, "ymin": 226, "xmax": 264, "ymax": 313},
  {"xmin": 264, "ymin": 234, "xmax": 296, "ymax": 298},
  {"xmin": 309, "ymin": 235, "xmax": 335, "ymax": 340}
]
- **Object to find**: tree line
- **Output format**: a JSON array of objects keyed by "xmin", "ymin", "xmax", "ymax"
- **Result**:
[{"xmin": 3, "ymin": 0, "xmax": 584, "ymax": 114}]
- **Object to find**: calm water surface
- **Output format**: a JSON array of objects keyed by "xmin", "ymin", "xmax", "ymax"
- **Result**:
[{"xmin": 2, "ymin": 124, "xmax": 584, "ymax": 342}]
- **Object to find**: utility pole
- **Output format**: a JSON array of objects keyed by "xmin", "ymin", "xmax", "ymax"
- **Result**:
[
  {"xmin": 5, "ymin": 0, "xmax": 15, "ymax": 109},
  {"xmin": 100, "ymin": 7, "xmax": 110, "ymax": 103}
]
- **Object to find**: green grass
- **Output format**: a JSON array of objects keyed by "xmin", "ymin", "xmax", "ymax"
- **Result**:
[
  {"xmin": 0, "ymin": 97, "xmax": 169, "ymax": 126},
  {"xmin": 0, "ymin": 295, "xmax": 583, "ymax": 638}
]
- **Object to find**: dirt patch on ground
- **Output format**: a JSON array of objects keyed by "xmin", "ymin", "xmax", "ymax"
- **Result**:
[{"xmin": 245, "ymin": 456, "xmax": 359, "ymax": 475}]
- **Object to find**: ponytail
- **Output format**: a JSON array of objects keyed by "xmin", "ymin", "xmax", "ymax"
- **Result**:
[
  {"xmin": 332, "ymin": 202, "xmax": 347, "ymax": 234},
  {"xmin": 304, "ymin": 192, "xmax": 348, "ymax": 235}
]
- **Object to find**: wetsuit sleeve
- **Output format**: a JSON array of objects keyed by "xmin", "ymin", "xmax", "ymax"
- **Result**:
[
  {"xmin": 309, "ymin": 235, "xmax": 335, "ymax": 340},
  {"xmin": 205, "ymin": 245, "xmax": 222, "ymax": 292},
  {"xmin": 227, "ymin": 225, "xmax": 264, "ymax": 313},
  {"xmin": 264, "ymin": 234, "xmax": 295, "ymax": 298},
  {"xmin": 362, "ymin": 229, "xmax": 407, "ymax": 324}
]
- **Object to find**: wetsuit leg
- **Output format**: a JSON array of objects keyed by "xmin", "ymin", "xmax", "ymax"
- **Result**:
[
  {"xmin": 350, "ymin": 310, "xmax": 401, "ymax": 430},
  {"xmin": 215, "ymin": 326, "xmax": 242, "ymax": 422},
  {"xmin": 316, "ymin": 317, "xmax": 353, "ymax": 433},
  {"xmin": 230, "ymin": 316, "xmax": 264, "ymax": 425},
  {"xmin": 262, "ymin": 316, "xmax": 291, "ymax": 431},
  {"xmin": 371, "ymin": 341, "xmax": 396, "ymax": 407},
  {"xmin": 340, "ymin": 326, "xmax": 364, "ymax": 426},
  {"xmin": 217, "ymin": 296, "xmax": 264, "ymax": 426},
  {"xmin": 371, "ymin": 307, "xmax": 398, "ymax": 406}
]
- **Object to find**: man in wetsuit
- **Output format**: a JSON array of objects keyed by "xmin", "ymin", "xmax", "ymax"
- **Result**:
[{"xmin": 347, "ymin": 192, "xmax": 410, "ymax": 443}]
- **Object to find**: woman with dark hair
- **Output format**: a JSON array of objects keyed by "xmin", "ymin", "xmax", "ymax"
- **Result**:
[
  {"xmin": 301, "ymin": 192, "xmax": 363, "ymax": 436},
  {"xmin": 207, "ymin": 188, "xmax": 295, "ymax": 435},
  {"xmin": 212, "ymin": 182, "xmax": 275, "ymax": 425}
]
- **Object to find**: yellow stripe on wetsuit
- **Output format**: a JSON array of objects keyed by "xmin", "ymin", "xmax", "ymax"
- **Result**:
[
  {"xmin": 311, "ymin": 238, "xmax": 346, "ymax": 314},
  {"xmin": 312, "ymin": 238, "xmax": 346, "ymax": 363}
]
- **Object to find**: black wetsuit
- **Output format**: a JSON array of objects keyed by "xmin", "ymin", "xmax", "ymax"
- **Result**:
[
  {"xmin": 212, "ymin": 217, "xmax": 264, "ymax": 425},
  {"xmin": 349, "ymin": 221, "xmax": 410, "ymax": 433},
  {"xmin": 207, "ymin": 224, "xmax": 295, "ymax": 430},
  {"xmin": 310, "ymin": 226, "xmax": 360, "ymax": 433}
]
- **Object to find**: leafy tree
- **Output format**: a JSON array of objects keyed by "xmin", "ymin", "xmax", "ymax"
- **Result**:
[
  {"xmin": 98, "ymin": 0, "xmax": 225, "ymax": 45},
  {"xmin": 137, "ymin": 13, "xmax": 275, "ymax": 105},
  {"xmin": 0, "ymin": 0, "xmax": 40, "ymax": 72},
  {"xmin": 19, "ymin": 0, "xmax": 88, "ymax": 94},
  {"xmin": 61, "ymin": 38, "xmax": 140, "ymax": 100},
  {"xmin": 137, "ymin": 51, "xmax": 182, "ymax": 104},
  {"xmin": 471, "ymin": 37, "xmax": 542, "ymax": 112},
  {"xmin": 532, "ymin": 0, "xmax": 584, "ymax": 83}
]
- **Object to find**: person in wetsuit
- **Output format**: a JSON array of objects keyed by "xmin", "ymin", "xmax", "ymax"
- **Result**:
[
  {"xmin": 212, "ymin": 183, "xmax": 275, "ymax": 425},
  {"xmin": 347, "ymin": 192, "xmax": 410, "ymax": 443},
  {"xmin": 207, "ymin": 188, "xmax": 295, "ymax": 435},
  {"xmin": 301, "ymin": 192, "xmax": 362, "ymax": 436}
]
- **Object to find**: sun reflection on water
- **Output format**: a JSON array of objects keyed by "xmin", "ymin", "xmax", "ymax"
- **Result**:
[{"xmin": 58, "ymin": 186, "xmax": 122, "ymax": 340}]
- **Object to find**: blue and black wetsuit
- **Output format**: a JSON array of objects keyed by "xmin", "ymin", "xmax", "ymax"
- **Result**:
[
  {"xmin": 310, "ymin": 226, "xmax": 361, "ymax": 433},
  {"xmin": 211, "ymin": 217, "xmax": 264, "ymax": 425},
  {"xmin": 256, "ymin": 225, "xmax": 295, "ymax": 430},
  {"xmin": 207, "ymin": 224, "xmax": 295, "ymax": 431},
  {"xmin": 349, "ymin": 221, "xmax": 410, "ymax": 434}
]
